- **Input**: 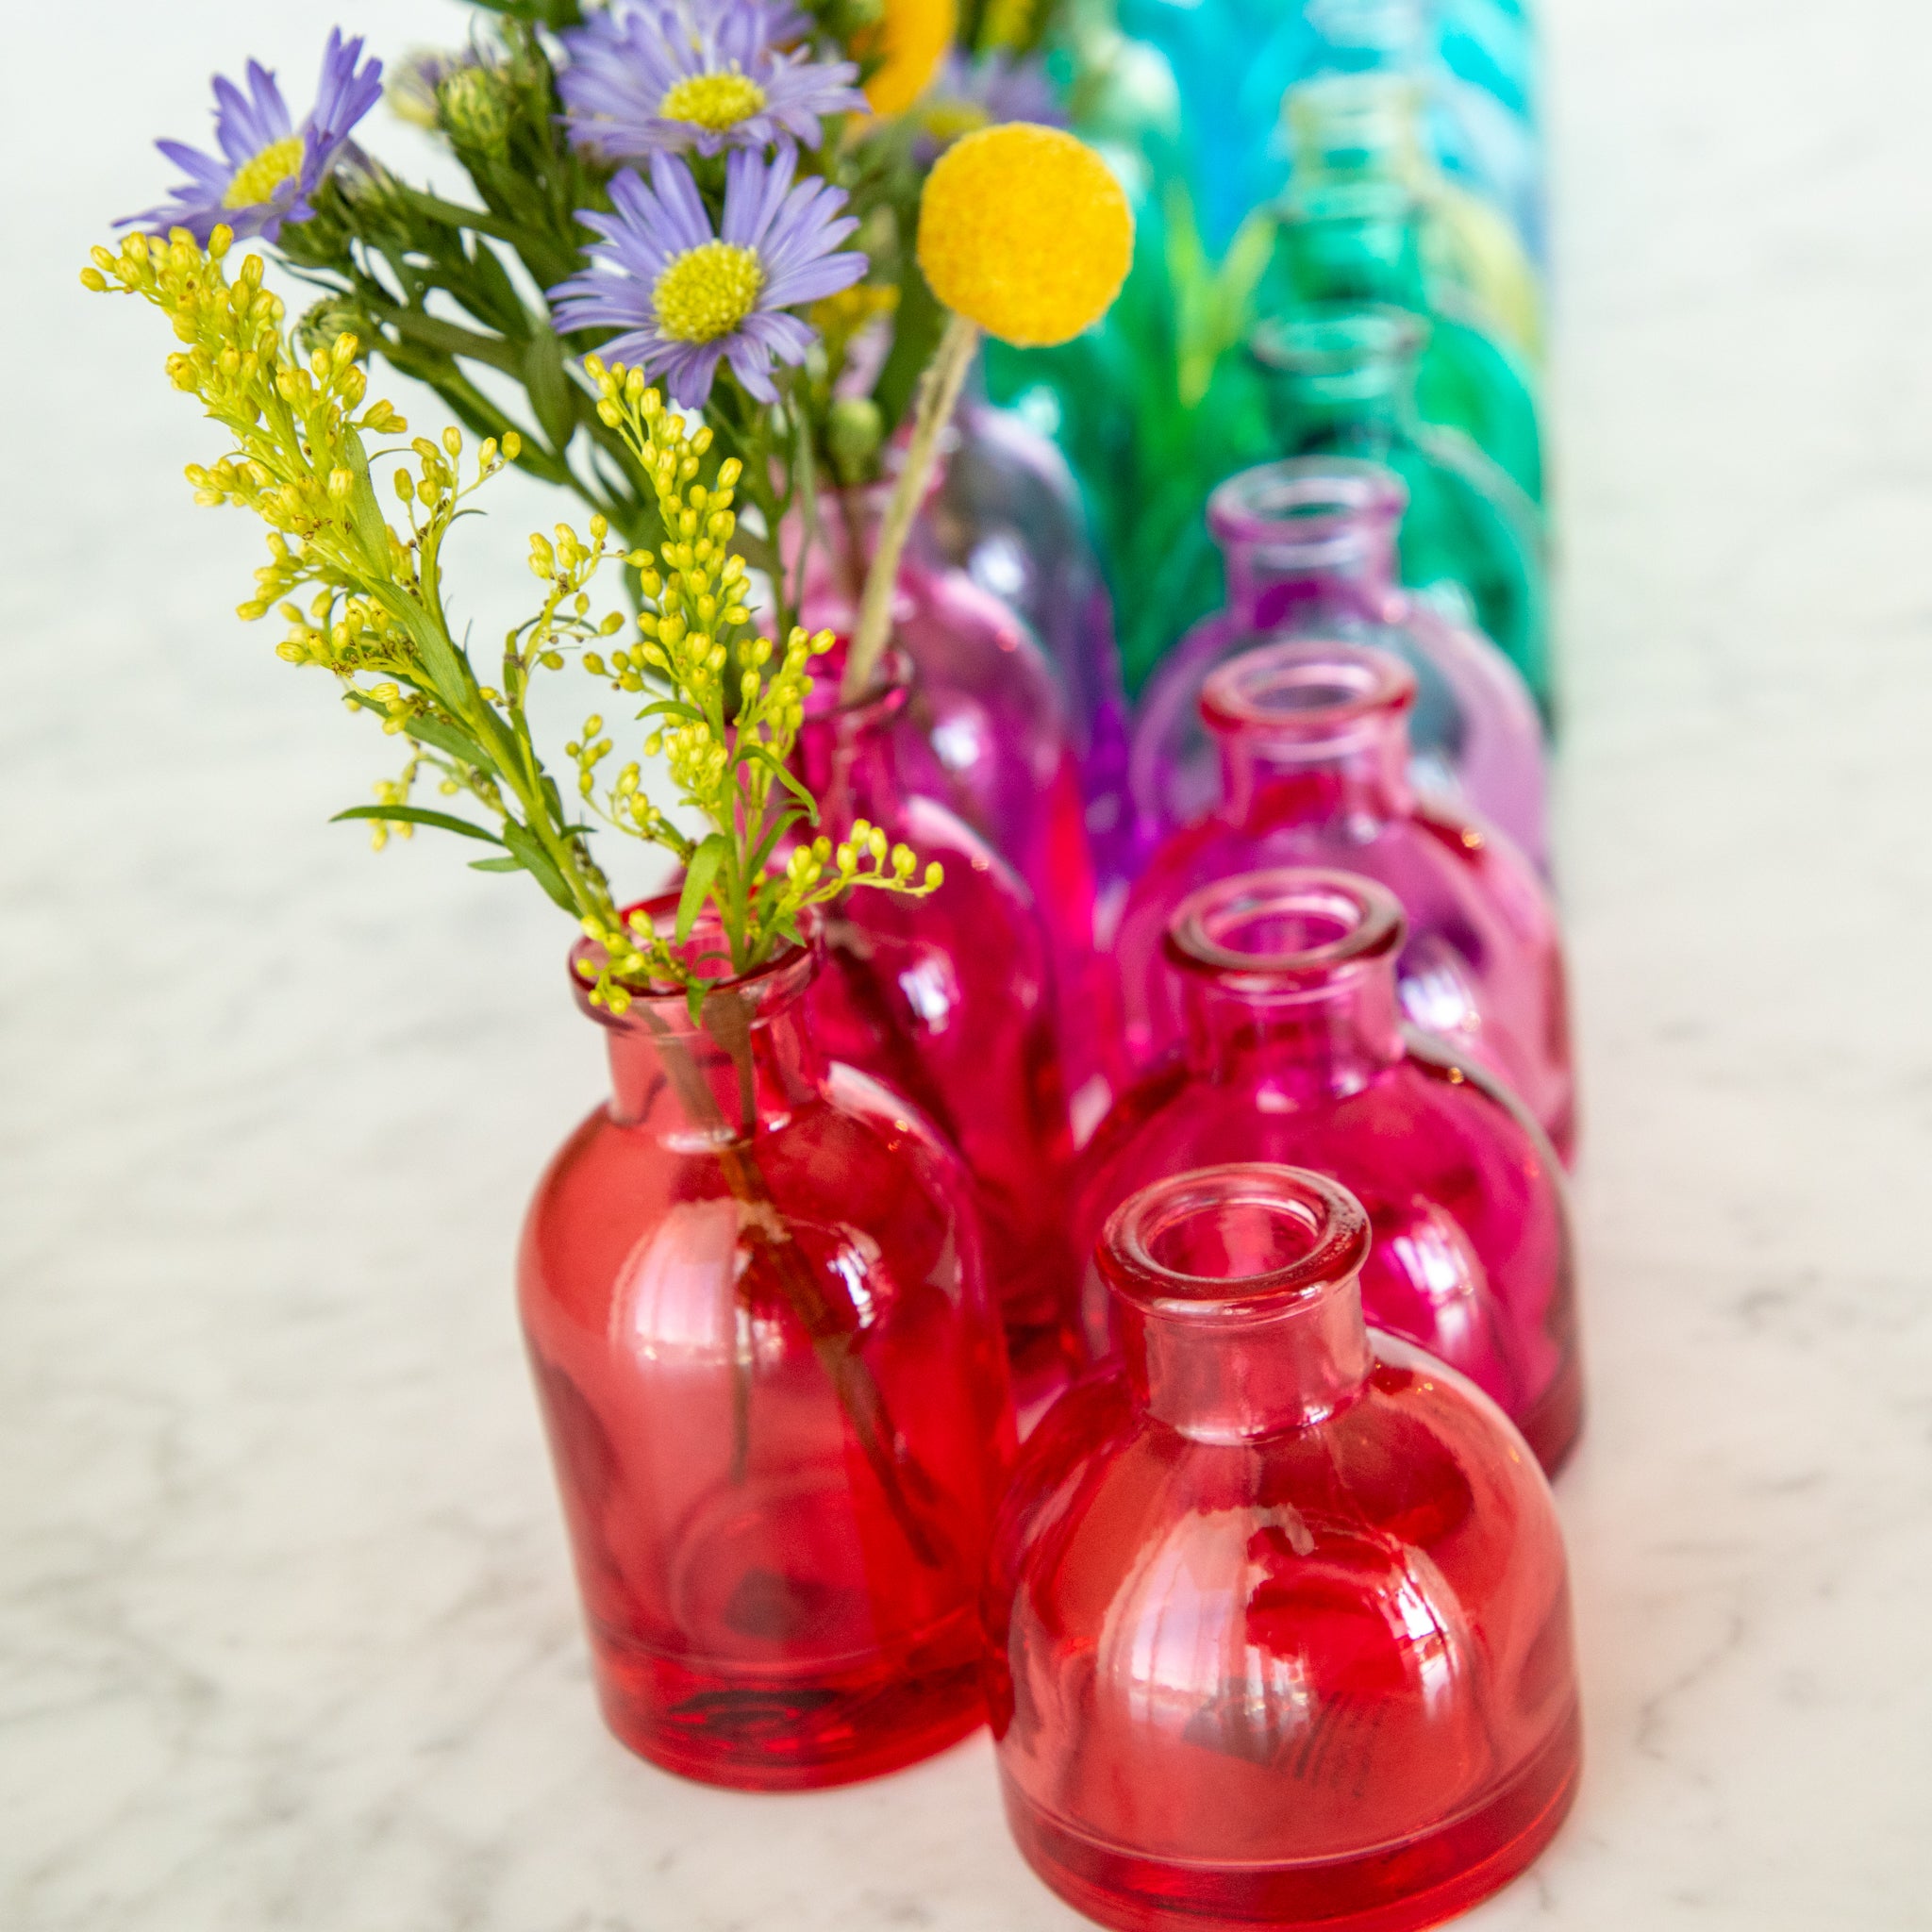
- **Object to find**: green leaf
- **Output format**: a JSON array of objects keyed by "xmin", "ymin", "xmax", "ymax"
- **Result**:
[
  {"xmin": 468, "ymin": 856, "xmax": 525, "ymax": 873},
  {"xmin": 499, "ymin": 820, "xmax": 580, "ymax": 913},
  {"xmin": 523, "ymin": 325, "xmax": 577, "ymax": 455},
  {"xmin": 675, "ymin": 833, "xmax": 729, "ymax": 942},
  {"xmin": 742, "ymin": 743, "xmax": 820, "ymax": 823},
  {"xmin": 332, "ymin": 804, "xmax": 506, "ymax": 843}
]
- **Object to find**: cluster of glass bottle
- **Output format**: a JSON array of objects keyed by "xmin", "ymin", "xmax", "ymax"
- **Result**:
[{"xmin": 517, "ymin": 3, "xmax": 1582, "ymax": 1925}]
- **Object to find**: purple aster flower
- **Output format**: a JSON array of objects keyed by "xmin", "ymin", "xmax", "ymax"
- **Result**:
[
  {"xmin": 122, "ymin": 30, "xmax": 384, "ymax": 244},
  {"xmin": 548, "ymin": 145, "xmax": 865, "ymax": 408},
  {"xmin": 913, "ymin": 52, "xmax": 1065, "ymax": 163},
  {"xmin": 558, "ymin": 0, "xmax": 862, "ymax": 160}
]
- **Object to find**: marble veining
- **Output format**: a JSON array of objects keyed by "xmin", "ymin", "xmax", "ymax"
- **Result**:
[{"xmin": 8, "ymin": 0, "xmax": 1932, "ymax": 1924}]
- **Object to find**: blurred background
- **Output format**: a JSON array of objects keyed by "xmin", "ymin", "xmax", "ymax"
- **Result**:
[{"xmin": 5, "ymin": 0, "xmax": 1932, "ymax": 1925}]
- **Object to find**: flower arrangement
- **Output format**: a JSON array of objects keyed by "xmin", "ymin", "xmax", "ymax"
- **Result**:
[{"xmin": 89, "ymin": 1, "xmax": 1129, "ymax": 1009}]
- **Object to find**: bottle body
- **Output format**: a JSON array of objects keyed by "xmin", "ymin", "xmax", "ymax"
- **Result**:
[
  {"xmin": 1131, "ymin": 458, "xmax": 1550, "ymax": 870},
  {"xmin": 989, "ymin": 1163, "xmax": 1582, "ymax": 1932},
  {"xmin": 1119, "ymin": 641, "xmax": 1574, "ymax": 1159},
  {"xmin": 519, "ymin": 911, "xmax": 1016, "ymax": 1789}
]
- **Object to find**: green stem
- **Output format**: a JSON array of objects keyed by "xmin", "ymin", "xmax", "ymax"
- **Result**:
[{"xmin": 843, "ymin": 312, "xmax": 979, "ymax": 701}]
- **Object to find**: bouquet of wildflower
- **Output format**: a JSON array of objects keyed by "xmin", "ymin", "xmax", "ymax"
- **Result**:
[{"xmin": 115, "ymin": 0, "xmax": 1076, "ymax": 658}]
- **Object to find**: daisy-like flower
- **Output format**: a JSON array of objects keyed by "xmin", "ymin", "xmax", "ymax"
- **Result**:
[
  {"xmin": 550, "ymin": 145, "xmax": 865, "ymax": 408},
  {"xmin": 558, "ymin": 0, "xmax": 862, "ymax": 160},
  {"xmin": 122, "ymin": 30, "xmax": 384, "ymax": 244}
]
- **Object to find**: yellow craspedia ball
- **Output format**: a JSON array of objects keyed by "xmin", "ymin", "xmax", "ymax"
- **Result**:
[
  {"xmin": 860, "ymin": 0, "xmax": 958, "ymax": 117},
  {"xmin": 916, "ymin": 124, "xmax": 1133, "ymax": 347}
]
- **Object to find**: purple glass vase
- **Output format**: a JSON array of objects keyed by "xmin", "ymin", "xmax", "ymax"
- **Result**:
[
  {"xmin": 1132, "ymin": 458, "xmax": 1550, "ymax": 871},
  {"xmin": 1116, "ymin": 638, "xmax": 1575, "ymax": 1162}
]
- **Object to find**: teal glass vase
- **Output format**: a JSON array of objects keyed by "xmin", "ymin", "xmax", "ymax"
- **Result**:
[
  {"xmin": 1250, "ymin": 304, "xmax": 1551, "ymax": 709},
  {"xmin": 1266, "ymin": 175, "xmax": 1543, "ymax": 506}
]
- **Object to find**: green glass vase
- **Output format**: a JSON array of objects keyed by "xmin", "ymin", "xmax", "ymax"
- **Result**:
[{"xmin": 1250, "ymin": 305, "xmax": 1551, "ymax": 709}]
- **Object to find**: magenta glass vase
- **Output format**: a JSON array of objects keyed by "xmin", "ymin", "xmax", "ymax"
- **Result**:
[
  {"xmin": 794, "ymin": 650, "xmax": 1083, "ymax": 1418},
  {"xmin": 801, "ymin": 490, "xmax": 1119, "ymax": 1128},
  {"xmin": 921, "ymin": 398, "xmax": 1137, "ymax": 892},
  {"xmin": 518, "ymin": 902, "xmax": 1016, "ymax": 1790},
  {"xmin": 988, "ymin": 1162, "xmax": 1582, "ymax": 1932},
  {"xmin": 1116, "ymin": 638, "xmax": 1575, "ymax": 1160},
  {"xmin": 1132, "ymin": 458, "xmax": 1550, "ymax": 871},
  {"xmin": 1075, "ymin": 870, "xmax": 1580, "ymax": 1469}
]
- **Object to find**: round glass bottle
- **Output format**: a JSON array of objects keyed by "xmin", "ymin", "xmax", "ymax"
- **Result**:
[
  {"xmin": 518, "ymin": 902, "xmax": 1016, "ymax": 1789},
  {"xmin": 989, "ymin": 1161, "xmax": 1583, "ymax": 1932},
  {"xmin": 1079, "ymin": 869, "xmax": 1581, "ymax": 1466}
]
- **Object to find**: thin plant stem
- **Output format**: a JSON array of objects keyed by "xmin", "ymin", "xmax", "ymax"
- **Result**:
[{"xmin": 842, "ymin": 312, "xmax": 980, "ymax": 701}]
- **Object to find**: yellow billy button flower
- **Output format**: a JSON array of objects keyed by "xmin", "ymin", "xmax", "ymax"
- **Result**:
[
  {"xmin": 917, "ymin": 124, "xmax": 1133, "ymax": 347},
  {"xmin": 859, "ymin": 0, "xmax": 957, "ymax": 117}
]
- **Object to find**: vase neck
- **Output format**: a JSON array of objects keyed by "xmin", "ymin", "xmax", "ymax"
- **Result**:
[
  {"xmin": 1208, "ymin": 458, "xmax": 1404, "ymax": 633},
  {"xmin": 1274, "ymin": 178, "xmax": 1429, "ymax": 311},
  {"xmin": 572, "ymin": 906, "xmax": 825, "ymax": 1139},
  {"xmin": 1165, "ymin": 870, "xmax": 1407, "ymax": 1099},
  {"xmin": 1205, "ymin": 638, "xmax": 1415, "ymax": 828},
  {"xmin": 1285, "ymin": 72, "xmax": 1427, "ymax": 183},
  {"xmin": 1250, "ymin": 305, "xmax": 1426, "ymax": 458},
  {"xmin": 1101, "ymin": 1165, "xmax": 1375, "ymax": 1442},
  {"xmin": 793, "ymin": 647, "xmax": 912, "ymax": 841}
]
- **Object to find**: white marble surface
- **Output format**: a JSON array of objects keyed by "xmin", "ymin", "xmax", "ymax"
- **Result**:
[{"xmin": 8, "ymin": 0, "xmax": 1932, "ymax": 1924}]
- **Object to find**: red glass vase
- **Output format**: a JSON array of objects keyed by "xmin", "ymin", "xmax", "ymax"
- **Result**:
[
  {"xmin": 518, "ymin": 904, "xmax": 1017, "ymax": 1790},
  {"xmin": 800, "ymin": 487, "xmax": 1120, "ymax": 1130},
  {"xmin": 1074, "ymin": 869, "xmax": 1580, "ymax": 1471},
  {"xmin": 794, "ymin": 651, "xmax": 1083, "ymax": 1419},
  {"xmin": 988, "ymin": 1163, "xmax": 1582, "ymax": 1932},
  {"xmin": 1115, "ymin": 638, "xmax": 1574, "ymax": 1161}
]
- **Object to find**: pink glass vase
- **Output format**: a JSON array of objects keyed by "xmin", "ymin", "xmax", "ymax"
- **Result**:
[
  {"xmin": 1116, "ymin": 638, "xmax": 1575, "ymax": 1160},
  {"xmin": 801, "ymin": 488, "xmax": 1120, "ymax": 1129},
  {"xmin": 1132, "ymin": 458, "xmax": 1550, "ymax": 872},
  {"xmin": 988, "ymin": 1162, "xmax": 1582, "ymax": 1932},
  {"xmin": 794, "ymin": 650, "xmax": 1083, "ymax": 1419},
  {"xmin": 518, "ymin": 902, "xmax": 1017, "ymax": 1790},
  {"xmin": 1075, "ymin": 870, "xmax": 1581, "ymax": 1470}
]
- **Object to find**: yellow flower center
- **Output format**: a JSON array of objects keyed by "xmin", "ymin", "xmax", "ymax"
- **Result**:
[
  {"xmin": 654, "ymin": 241, "xmax": 764, "ymax": 343},
  {"xmin": 224, "ymin": 135, "xmax": 306, "ymax": 209},
  {"xmin": 659, "ymin": 70, "xmax": 768, "ymax": 131}
]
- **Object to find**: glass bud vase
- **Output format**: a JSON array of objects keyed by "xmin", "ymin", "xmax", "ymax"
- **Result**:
[
  {"xmin": 1077, "ymin": 870, "xmax": 1580, "ymax": 1468},
  {"xmin": 1250, "ymin": 304, "xmax": 1551, "ymax": 709},
  {"xmin": 919, "ymin": 397, "xmax": 1137, "ymax": 895},
  {"xmin": 988, "ymin": 1163, "xmax": 1582, "ymax": 1932},
  {"xmin": 1131, "ymin": 458, "xmax": 1550, "ymax": 869},
  {"xmin": 1118, "ymin": 638, "xmax": 1575, "ymax": 1161},
  {"xmin": 794, "ymin": 650, "xmax": 1083, "ymax": 1419},
  {"xmin": 518, "ymin": 901, "xmax": 1017, "ymax": 1790},
  {"xmin": 800, "ymin": 491, "xmax": 1118, "ymax": 1125}
]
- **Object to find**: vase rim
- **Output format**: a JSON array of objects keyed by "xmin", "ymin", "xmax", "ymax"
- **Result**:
[
  {"xmin": 1201, "ymin": 636, "xmax": 1416, "ymax": 739},
  {"xmin": 569, "ymin": 892, "xmax": 820, "ymax": 1033},
  {"xmin": 1250, "ymin": 301, "xmax": 1429, "ymax": 375},
  {"xmin": 1101, "ymin": 1163, "xmax": 1371, "ymax": 1319},
  {"xmin": 1165, "ymin": 867, "xmax": 1405, "ymax": 985},
  {"xmin": 1208, "ymin": 458, "xmax": 1407, "ymax": 548}
]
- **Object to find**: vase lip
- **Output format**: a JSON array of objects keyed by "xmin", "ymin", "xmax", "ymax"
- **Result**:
[
  {"xmin": 1100, "ymin": 1162, "xmax": 1372, "ymax": 1319},
  {"xmin": 568, "ymin": 891, "xmax": 820, "ymax": 1033},
  {"xmin": 1250, "ymin": 301, "xmax": 1429, "ymax": 375},
  {"xmin": 1277, "ymin": 173, "xmax": 1419, "ymax": 227},
  {"xmin": 1208, "ymin": 458, "xmax": 1407, "ymax": 550},
  {"xmin": 1201, "ymin": 636, "xmax": 1416, "ymax": 741},
  {"xmin": 1165, "ymin": 867, "xmax": 1406, "ymax": 986}
]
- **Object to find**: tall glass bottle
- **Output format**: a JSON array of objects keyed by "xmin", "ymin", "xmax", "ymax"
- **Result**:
[
  {"xmin": 1077, "ymin": 870, "xmax": 1580, "ymax": 1467},
  {"xmin": 1266, "ymin": 175, "xmax": 1544, "ymax": 504},
  {"xmin": 920, "ymin": 397, "xmax": 1137, "ymax": 895},
  {"xmin": 1131, "ymin": 458, "xmax": 1549, "ymax": 868},
  {"xmin": 1117, "ymin": 640, "xmax": 1574, "ymax": 1159},
  {"xmin": 519, "ymin": 903, "xmax": 1016, "ymax": 1789},
  {"xmin": 1250, "ymin": 304, "xmax": 1551, "ymax": 707},
  {"xmin": 795, "ymin": 651, "xmax": 1083, "ymax": 1417},
  {"xmin": 989, "ymin": 1162, "xmax": 1582, "ymax": 1932},
  {"xmin": 798, "ymin": 490, "xmax": 1118, "ymax": 1124}
]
